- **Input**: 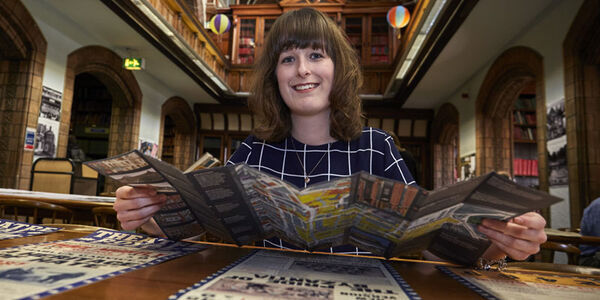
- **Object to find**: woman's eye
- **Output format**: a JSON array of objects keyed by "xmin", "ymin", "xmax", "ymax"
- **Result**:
[
  {"xmin": 280, "ymin": 56, "xmax": 294, "ymax": 64},
  {"xmin": 309, "ymin": 52, "xmax": 324, "ymax": 60}
]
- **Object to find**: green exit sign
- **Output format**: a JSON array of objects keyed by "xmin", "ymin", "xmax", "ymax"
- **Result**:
[{"xmin": 123, "ymin": 57, "xmax": 144, "ymax": 70}]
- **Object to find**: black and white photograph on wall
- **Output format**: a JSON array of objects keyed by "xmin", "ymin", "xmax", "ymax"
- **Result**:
[
  {"xmin": 34, "ymin": 118, "xmax": 59, "ymax": 159},
  {"xmin": 547, "ymin": 136, "xmax": 568, "ymax": 186},
  {"xmin": 460, "ymin": 153, "xmax": 476, "ymax": 181},
  {"xmin": 39, "ymin": 86, "xmax": 62, "ymax": 121},
  {"xmin": 546, "ymin": 98, "xmax": 565, "ymax": 140}
]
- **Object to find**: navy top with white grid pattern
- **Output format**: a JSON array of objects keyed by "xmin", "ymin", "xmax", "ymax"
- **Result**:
[{"xmin": 226, "ymin": 127, "xmax": 417, "ymax": 254}]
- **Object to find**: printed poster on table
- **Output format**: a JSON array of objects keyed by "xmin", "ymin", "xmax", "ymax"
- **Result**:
[
  {"xmin": 34, "ymin": 86, "xmax": 62, "ymax": 160},
  {"xmin": 546, "ymin": 98, "xmax": 567, "ymax": 186},
  {"xmin": 0, "ymin": 229, "xmax": 205, "ymax": 300},
  {"xmin": 0, "ymin": 219, "xmax": 60, "ymax": 241},
  {"xmin": 170, "ymin": 250, "xmax": 421, "ymax": 300},
  {"xmin": 438, "ymin": 266, "xmax": 600, "ymax": 300}
]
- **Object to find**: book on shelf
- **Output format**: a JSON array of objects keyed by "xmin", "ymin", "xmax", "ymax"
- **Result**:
[
  {"xmin": 513, "ymin": 111, "xmax": 537, "ymax": 125},
  {"xmin": 525, "ymin": 113, "xmax": 536, "ymax": 125},
  {"xmin": 514, "ymin": 96, "xmax": 536, "ymax": 109},
  {"xmin": 513, "ymin": 127, "xmax": 536, "ymax": 140},
  {"xmin": 513, "ymin": 159, "xmax": 539, "ymax": 177},
  {"xmin": 85, "ymin": 150, "xmax": 561, "ymax": 265},
  {"xmin": 184, "ymin": 152, "xmax": 221, "ymax": 173}
]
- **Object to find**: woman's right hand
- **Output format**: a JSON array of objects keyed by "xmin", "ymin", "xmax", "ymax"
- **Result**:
[{"xmin": 114, "ymin": 185, "xmax": 167, "ymax": 234}]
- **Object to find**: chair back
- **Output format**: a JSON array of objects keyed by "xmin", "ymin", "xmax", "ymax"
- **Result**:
[
  {"xmin": 92, "ymin": 206, "xmax": 121, "ymax": 230},
  {"xmin": 541, "ymin": 241, "xmax": 581, "ymax": 265},
  {"xmin": 30, "ymin": 158, "xmax": 75, "ymax": 194},
  {"xmin": 72, "ymin": 164, "xmax": 99, "ymax": 195},
  {"xmin": 0, "ymin": 198, "xmax": 73, "ymax": 224}
]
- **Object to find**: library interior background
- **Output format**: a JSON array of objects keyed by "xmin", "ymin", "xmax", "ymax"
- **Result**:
[{"xmin": 1, "ymin": 0, "xmax": 599, "ymax": 264}]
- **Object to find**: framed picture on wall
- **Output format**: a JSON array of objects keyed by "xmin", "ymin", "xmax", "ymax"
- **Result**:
[
  {"xmin": 548, "ymin": 136, "xmax": 568, "ymax": 186},
  {"xmin": 460, "ymin": 153, "xmax": 476, "ymax": 181},
  {"xmin": 139, "ymin": 138, "xmax": 158, "ymax": 158}
]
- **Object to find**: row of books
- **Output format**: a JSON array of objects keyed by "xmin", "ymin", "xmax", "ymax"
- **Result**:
[
  {"xmin": 514, "ymin": 126, "xmax": 536, "ymax": 140},
  {"xmin": 238, "ymin": 37, "xmax": 254, "ymax": 46},
  {"xmin": 72, "ymin": 112, "xmax": 110, "ymax": 127},
  {"xmin": 513, "ymin": 111, "xmax": 536, "ymax": 125},
  {"xmin": 237, "ymin": 56, "xmax": 254, "ymax": 64},
  {"xmin": 238, "ymin": 47, "xmax": 254, "ymax": 55},
  {"xmin": 371, "ymin": 35, "xmax": 388, "ymax": 45},
  {"xmin": 347, "ymin": 35, "xmax": 361, "ymax": 45},
  {"xmin": 370, "ymin": 55, "xmax": 389, "ymax": 63},
  {"xmin": 514, "ymin": 97, "xmax": 536, "ymax": 109},
  {"xmin": 239, "ymin": 30, "xmax": 255, "ymax": 39},
  {"xmin": 513, "ymin": 158, "xmax": 538, "ymax": 177},
  {"xmin": 371, "ymin": 46, "xmax": 388, "ymax": 55}
]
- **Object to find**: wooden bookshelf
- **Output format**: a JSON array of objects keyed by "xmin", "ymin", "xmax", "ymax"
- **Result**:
[{"xmin": 512, "ymin": 94, "xmax": 539, "ymax": 188}]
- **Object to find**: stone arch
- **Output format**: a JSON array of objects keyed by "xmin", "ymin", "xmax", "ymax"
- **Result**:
[
  {"xmin": 159, "ymin": 97, "xmax": 196, "ymax": 171},
  {"xmin": 62, "ymin": 46, "xmax": 142, "ymax": 160},
  {"xmin": 475, "ymin": 46, "xmax": 548, "ymax": 192},
  {"xmin": 0, "ymin": 0, "xmax": 47, "ymax": 189},
  {"xmin": 563, "ymin": 0, "xmax": 600, "ymax": 227},
  {"xmin": 431, "ymin": 103, "xmax": 459, "ymax": 189}
]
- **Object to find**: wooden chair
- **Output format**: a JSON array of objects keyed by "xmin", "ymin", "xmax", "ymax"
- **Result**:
[
  {"xmin": 541, "ymin": 227, "xmax": 585, "ymax": 264},
  {"xmin": 0, "ymin": 198, "xmax": 73, "ymax": 224},
  {"xmin": 541, "ymin": 241, "xmax": 581, "ymax": 265},
  {"xmin": 92, "ymin": 206, "xmax": 121, "ymax": 230},
  {"xmin": 30, "ymin": 158, "xmax": 75, "ymax": 194},
  {"xmin": 72, "ymin": 164, "xmax": 99, "ymax": 195}
]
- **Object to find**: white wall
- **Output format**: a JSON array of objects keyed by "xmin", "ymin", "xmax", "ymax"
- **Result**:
[
  {"xmin": 23, "ymin": 0, "xmax": 179, "ymax": 149},
  {"xmin": 448, "ymin": 0, "xmax": 582, "ymax": 234}
]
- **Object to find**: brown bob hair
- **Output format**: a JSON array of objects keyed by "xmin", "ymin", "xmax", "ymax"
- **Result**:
[{"xmin": 249, "ymin": 7, "xmax": 363, "ymax": 142}]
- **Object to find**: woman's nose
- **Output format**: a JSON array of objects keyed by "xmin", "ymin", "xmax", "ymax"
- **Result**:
[{"xmin": 297, "ymin": 58, "xmax": 310, "ymax": 77}]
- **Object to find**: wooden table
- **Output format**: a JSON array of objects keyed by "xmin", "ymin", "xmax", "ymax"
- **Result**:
[
  {"xmin": 0, "ymin": 188, "xmax": 114, "ymax": 223},
  {"xmin": 0, "ymin": 188, "xmax": 114, "ymax": 208},
  {"xmin": 0, "ymin": 231, "xmax": 486, "ymax": 299}
]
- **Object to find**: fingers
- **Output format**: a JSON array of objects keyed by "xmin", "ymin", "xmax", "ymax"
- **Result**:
[
  {"xmin": 118, "ymin": 206, "xmax": 161, "ymax": 231},
  {"xmin": 113, "ymin": 186, "xmax": 167, "ymax": 231},
  {"xmin": 513, "ymin": 212, "xmax": 546, "ymax": 230},
  {"xmin": 115, "ymin": 185, "xmax": 157, "ymax": 199},
  {"xmin": 478, "ymin": 212, "xmax": 548, "ymax": 260},
  {"xmin": 478, "ymin": 225, "xmax": 539, "ymax": 260}
]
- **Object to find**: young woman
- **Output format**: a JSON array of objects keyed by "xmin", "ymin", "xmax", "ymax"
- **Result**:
[{"xmin": 114, "ymin": 7, "xmax": 546, "ymax": 263}]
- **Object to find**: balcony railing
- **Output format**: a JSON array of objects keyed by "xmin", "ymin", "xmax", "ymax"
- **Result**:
[{"xmin": 140, "ymin": 0, "xmax": 230, "ymax": 91}]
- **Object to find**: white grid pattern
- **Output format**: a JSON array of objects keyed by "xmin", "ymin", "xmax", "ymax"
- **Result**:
[{"xmin": 227, "ymin": 127, "xmax": 416, "ymax": 254}]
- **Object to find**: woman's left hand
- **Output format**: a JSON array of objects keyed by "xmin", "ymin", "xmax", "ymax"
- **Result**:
[{"xmin": 478, "ymin": 212, "xmax": 547, "ymax": 260}]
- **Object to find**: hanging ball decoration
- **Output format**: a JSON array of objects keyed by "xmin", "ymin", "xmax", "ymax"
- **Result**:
[
  {"xmin": 209, "ymin": 14, "xmax": 231, "ymax": 34},
  {"xmin": 387, "ymin": 5, "xmax": 410, "ymax": 29}
]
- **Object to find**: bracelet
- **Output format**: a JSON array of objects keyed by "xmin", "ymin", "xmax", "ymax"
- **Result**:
[{"xmin": 476, "ymin": 256, "xmax": 507, "ymax": 271}]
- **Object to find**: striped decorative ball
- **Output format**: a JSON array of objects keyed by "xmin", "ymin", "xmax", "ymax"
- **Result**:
[
  {"xmin": 209, "ymin": 14, "xmax": 230, "ymax": 34},
  {"xmin": 387, "ymin": 6, "xmax": 410, "ymax": 29}
]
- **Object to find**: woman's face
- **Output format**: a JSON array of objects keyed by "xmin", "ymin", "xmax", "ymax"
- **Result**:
[{"xmin": 275, "ymin": 47, "xmax": 334, "ymax": 117}]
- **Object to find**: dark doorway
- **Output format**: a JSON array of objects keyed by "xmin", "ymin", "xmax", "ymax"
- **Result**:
[
  {"xmin": 161, "ymin": 115, "xmax": 175, "ymax": 165},
  {"xmin": 69, "ymin": 73, "xmax": 113, "ymax": 194},
  {"xmin": 68, "ymin": 73, "xmax": 112, "ymax": 162}
]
